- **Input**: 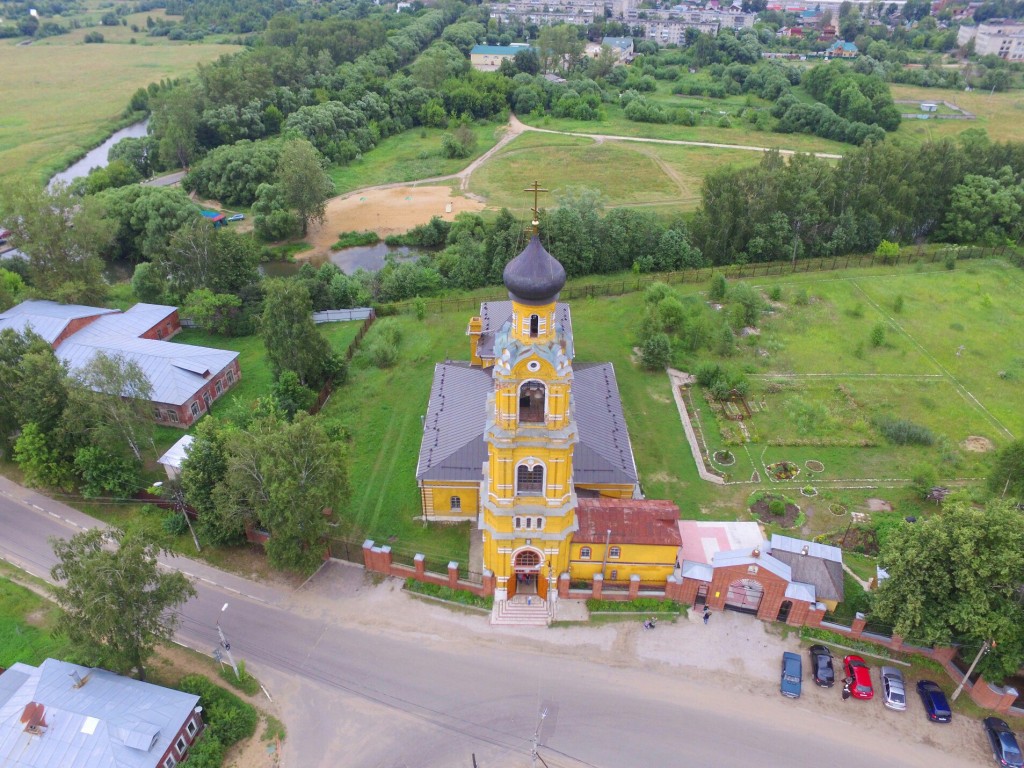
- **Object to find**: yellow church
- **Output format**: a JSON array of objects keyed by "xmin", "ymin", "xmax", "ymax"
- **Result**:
[{"xmin": 416, "ymin": 201, "xmax": 681, "ymax": 622}]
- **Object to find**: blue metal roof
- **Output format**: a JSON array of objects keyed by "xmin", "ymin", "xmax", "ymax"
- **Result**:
[
  {"xmin": 0, "ymin": 659, "xmax": 199, "ymax": 768},
  {"xmin": 471, "ymin": 44, "xmax": 532, "ymax": 56}
]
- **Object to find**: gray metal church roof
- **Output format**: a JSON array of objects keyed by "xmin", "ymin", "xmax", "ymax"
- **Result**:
[
  {"xmin": 416, "ymin": 362, "xmax": 638, "ymax": 486},
  {"xmin": 502, "ymin": 235, "xmax": 566, "ymax": 304},
  {"xmin": 0, "ymin": 658, "xmax": 199, "ymax": 768}
]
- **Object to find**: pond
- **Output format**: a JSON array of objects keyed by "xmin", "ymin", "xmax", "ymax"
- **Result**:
[
  {"xmin": 262, "ymin": 242, "xmax": 418, "ymax": 278},
  {"xmin": 49, "ymin": 119, "xmax": 150, "ymax": 188}
]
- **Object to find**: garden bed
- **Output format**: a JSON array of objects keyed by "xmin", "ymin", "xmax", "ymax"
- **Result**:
[
  {"xmin": 749, "ymin": 492, "xmax": 801, "ymax": 529},
  {"xmin": 766, "ymin": 461, "xmax": 800, "ymax": 481}
]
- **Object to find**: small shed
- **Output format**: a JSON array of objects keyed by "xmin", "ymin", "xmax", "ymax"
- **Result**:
[
  {"xmin": 157, "ymin": 434, "xmax": 194, "ymax": 480},
  {"xmin": 920, "ymin": 102, "xmax": 938, "ymax": 112},
  {"xmin": 201, "ymin": 210, "xmax": 226, "ymax": 228}
]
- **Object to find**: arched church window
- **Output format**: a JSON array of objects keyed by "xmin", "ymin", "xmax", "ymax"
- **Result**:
[
  {"xmin": 609, "ymin": 546, "xmax": 621, "ymax": 559},
  {"xmin": 519, "ymin": 381, "xmax": 545, "ymax": 423},
  {"xmin": 530, "ymin": 314, "xmax": 539, "ymax": 337},
  {"xmin": 580, "ymin": 546, "xmax": 591, "ymax": 560},
  {"xmin": 450, "ymin": 496, "xmax": 461, "ymax": 510},
  {"xmin": 516, "ymin": 464, "xmax": 544, "ymax": 495}
]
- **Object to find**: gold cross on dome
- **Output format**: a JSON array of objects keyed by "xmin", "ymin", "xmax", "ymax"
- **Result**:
[{"xmin": 523, "ymin": 180, "xmax": 548, "ymax": 236}]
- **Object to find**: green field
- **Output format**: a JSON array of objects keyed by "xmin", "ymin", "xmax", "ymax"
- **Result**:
[
  {"xmin": 0, "ymin": 39, "xmax": 238, "ymax": 181},
  {"xmin": 328, "ymin": 123, "xmax": 505, "ymax": 195},
  {"xmin": 0, "ymin": 574, "xmax": 73, "ymax": 669},
  {"xmin": 515, "ymin": 82, "xmax": 851, "ymax": 157},
  {"xmin": 890, "ymin": 84, "xmax": 1024, "ymax": 144},
  {"xmin": 686, "ymin": 263, "xmax": 1022, "ymax": 502},
  {"xmin": 468, "ymin": 131, "xmax": 761, "ymax": 212}
]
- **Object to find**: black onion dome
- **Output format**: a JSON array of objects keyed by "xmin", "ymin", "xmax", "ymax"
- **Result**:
[{"xmin": 503, "ymin": 235, "xmax": 566, "ymax": 304}]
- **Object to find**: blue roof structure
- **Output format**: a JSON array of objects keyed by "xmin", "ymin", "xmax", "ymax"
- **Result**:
[
  {"xmin": 470, "ymin": 44, "xmax": 532, "ymax": 56},
  {"xmin": 0, "ymin": 659, "xmax": 200, "ymax": 768}
]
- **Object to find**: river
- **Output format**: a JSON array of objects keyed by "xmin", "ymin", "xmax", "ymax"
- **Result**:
[{"xmin": 49, "ymin": 119, "xmax": 149, "ymax": 188}]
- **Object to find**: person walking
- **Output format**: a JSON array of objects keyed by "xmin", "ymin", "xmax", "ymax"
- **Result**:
[
  {"xmin": 842, "ymin": 682, "xmax": 851, "ymax": 701},
  {"xmin": 702, "ymin": 607, "xmax": 711, "ymax": 625}
]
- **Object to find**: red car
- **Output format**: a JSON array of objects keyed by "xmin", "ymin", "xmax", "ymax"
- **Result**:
[{"xmin": 844, "ymin": 655, "xmax": 874, "ymax": 700}]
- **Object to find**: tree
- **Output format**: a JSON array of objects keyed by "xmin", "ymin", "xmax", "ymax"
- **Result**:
[
  {"xmin": 97, "ymin": 185, "xmax": 201, "ymax": 263},
  {"xmin": 159, "ymin": 223, "xmax": 261, "ymax": 301},
  {"xmin": 214, "ymin": 411, "xmax": 349, "ymax": 572},
  {"xmin": 0, "ymin": 179, "xmax": 112, "ymax": 303},
  {"xmin": 65, "ymin": 352, "xmax": 154, "ymax": 462},
  {"xmin": 151, "ymin": 85, "xmax": 202, "ymax": 170},
  {"xmin": 183, "ymin": 289, "xmax": 243, "ymax": 336},
  {"xmin": 873, "ymin": 498, "xmax": 1024, "ymax": 681},
  {"xmin": 988, "ymin": 439, "xmax": 1024, "ymax": 501},
  {"xmin": 276, "ymin": 140, "xmax": 334, "ymax": 237},
  {"xmin": 640, "ymin": 332, "xmax": 672, "ymax": 370},
  {"xmin": 50, "ymin": 528, "xmax": 196, "ymax": 680},
  {"xmin": 260, "ymin": 279, "xmax": 337, "ymax": 388}
]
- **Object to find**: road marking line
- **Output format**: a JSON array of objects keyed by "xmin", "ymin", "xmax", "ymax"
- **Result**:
[{"xmin": 224, "ymin": 586, "xmax": 241, "ymax": 594}]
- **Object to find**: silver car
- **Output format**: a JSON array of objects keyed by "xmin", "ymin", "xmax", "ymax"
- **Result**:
[{"xmin": 881, "ymin": 666, "xmax": 907, "ymax": 711}]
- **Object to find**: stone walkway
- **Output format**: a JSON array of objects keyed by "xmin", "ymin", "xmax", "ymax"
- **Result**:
[{"xmin": 667, "ymin": 368, "xmax": 725, "ymax": 485}]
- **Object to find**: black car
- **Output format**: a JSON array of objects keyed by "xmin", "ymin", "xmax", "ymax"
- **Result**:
[
  {"xmin": 916, "ymin": 680, "xmax": 952, "ymax": 723},
  {"xmin": 808, "ymin": 644, "xmax": 835, "ymax": 688},
  {"xmin": 984, "ymin": 717, "xmax": 1024, "ymax": 767}
]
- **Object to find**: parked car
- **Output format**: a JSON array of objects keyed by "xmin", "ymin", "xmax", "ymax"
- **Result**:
[
  {"xmin": 880, "ymin": 666, "xmax": 906, "ymax": 711},
  {"xmin": 227, "ymin": 213, "xmax": 245, "ymax": 222},
  {"xmin": 780, "ymin": 652, "xmax": 802, "ymax": 699},
  {"xmin": 984, "ymin": 717, "xmax": 1024, "ymax": 767},
  {"xmin": 0, "ymin": 227, "xmax": 10, "ymax": 244},
  {"xmin": 917, "ymin": 680, "xmax": 952, "ymax": 723},
  {"xmin": 808, "ymin": 645, "xmax": 835, "ymax": 688},
  {"xmin": 843, "ymin": 655, "xmax": 874, "ymax": 700}
]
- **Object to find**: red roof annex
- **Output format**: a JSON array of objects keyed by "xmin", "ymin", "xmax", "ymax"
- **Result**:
[{"xmin": 575, "ymin": 498, "xmax": 682, "ymax": 547}]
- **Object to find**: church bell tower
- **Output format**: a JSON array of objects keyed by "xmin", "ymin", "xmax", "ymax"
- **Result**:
[{"xmin": 480, "ymin": 184, "xmax": 578, "ymax": 604}]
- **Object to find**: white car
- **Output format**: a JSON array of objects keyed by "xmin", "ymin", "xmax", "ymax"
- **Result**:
[{"xmin": 881, "ymin": 666, "xmax": 907, "ymax": 711}]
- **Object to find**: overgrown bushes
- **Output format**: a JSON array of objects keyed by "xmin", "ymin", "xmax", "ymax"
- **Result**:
[
  {"xmin": 404, "ymin": 578, "xmax": 493, "ymax": 609},
  {"xmin": 177, "ymin": 674, "xmax": 258, "ymax": 767},
  {"xmin": 586, "ymin": 598, "xmax": 682, "ymax": 613},
  {"xmin": 874, "ymin": 416, "xmax": 935, "ymax": 446}
]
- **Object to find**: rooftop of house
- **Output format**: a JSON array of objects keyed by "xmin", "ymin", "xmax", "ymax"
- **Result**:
[
  {"xmin": 678, "ymin": 520, "xmax": 764, "ymax": 565},
  {"xmin": 575, "ymin": 498, "xmax": 682, "ymax": 546},
  {"xmin": 0, "ymin": 658, "xmax": 199, "ymax": 768},
  {"xmin": 470, "ymin": 43, "xmax": 533, "ymax": 55},
  {"xmin": 769, "ymin": 533, "xmax": 845, "ymax": 602},
  {"xmin": 157, "ymin": 434, "xmax": 195, "ymax": 470},
  {"xmin": 1, "ymin": 300, "xmax": 238, "ymax": 408},
  {"xmin": 0, "ymin": 300, "xmax": 118, "ymax": 345}
]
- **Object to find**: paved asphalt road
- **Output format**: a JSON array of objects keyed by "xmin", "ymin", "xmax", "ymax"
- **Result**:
[{"xmin": 0, "ymin": 477, "xmax": 983, "ymax": 768}]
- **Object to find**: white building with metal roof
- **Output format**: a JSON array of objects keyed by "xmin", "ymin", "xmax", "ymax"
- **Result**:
[{"xmin": 0, "ymin": 658, "xmax": 203, "ymax": 768}]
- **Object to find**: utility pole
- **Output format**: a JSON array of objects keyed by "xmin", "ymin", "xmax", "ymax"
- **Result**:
[
  {"xmin": 599, "ymin": 529, "xmax": 612, "ymax": 581},
  {"xmin": 952, "ymin": 639, "xmax": 992, "ymax": 701},
  {"xmin": 530, "ymin": 707, "xmax": 550, "ymax": 768},
  {"xmin": 215, "ymin": 602, "xmax": 240, "ymax": 679}
]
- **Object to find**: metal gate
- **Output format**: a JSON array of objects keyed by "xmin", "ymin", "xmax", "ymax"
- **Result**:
[{"xmin": 725, "ymin": 579, "xmax": 764, "ymax": 615}]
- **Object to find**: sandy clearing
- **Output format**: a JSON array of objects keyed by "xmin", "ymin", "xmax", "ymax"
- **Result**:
[{"xmin": 304, "ymin": 185, "xmax": 487, "ymax": 260}]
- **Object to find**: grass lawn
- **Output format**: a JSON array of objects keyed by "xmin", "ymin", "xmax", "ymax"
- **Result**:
[
  {"xmin": 327, "ymin": 122, "xmax": 505, "ymax": 195},
  {"xmin": 517, "ymin": 97, "xmax": 850, "ymax": 156},
  {"xmin": 890, "ymin": 84, "xmax": 1024, "ymax": 144},
  {"xmin": 681, "ymin": 262, "xmax": 1022, "ymax": 491},
  {"xmin": 469, "ymin": 131, "xmax": 760, "ymax": 213},
  {"xmin": 0, "ymin": 575, "xmax": 74, "ymax": 669},
  {"xmin": 0, "ymin": 39, "xmax": 238, "ymax": 182}
]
